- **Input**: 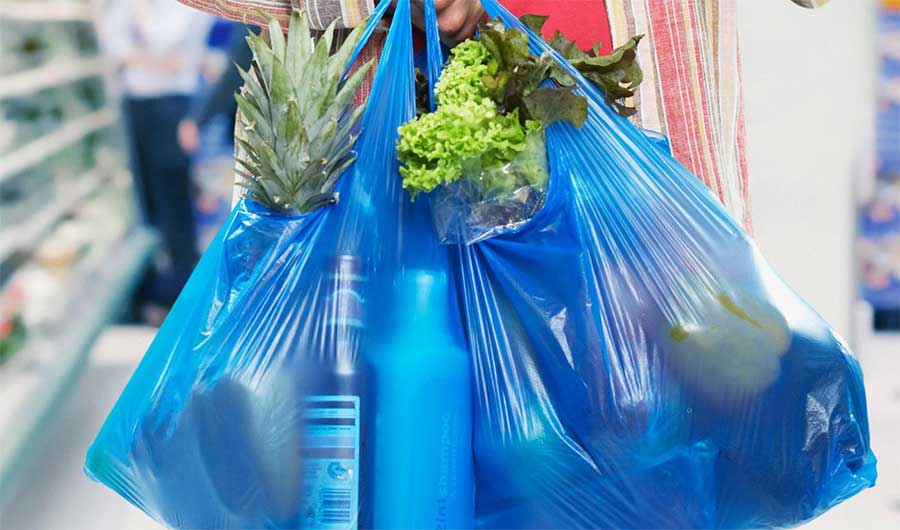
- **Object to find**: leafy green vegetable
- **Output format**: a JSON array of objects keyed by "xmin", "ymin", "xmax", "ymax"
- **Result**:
[
  {"xmin": 397, "ymin": 99, "xmax": 534, "ymax": 197},
  {"xmin": 522, "ymin": 15, "xmax": 644, "ymax": 117},
  {"xmin": 514, "ymin": 128, "xmax": 550, "ymax": 188},
  {"xmin": 398, "ymin": 16, "xmax": 645, "ymax": 200},
  {"xmin": 478, "ymin": 19, "xmax": 586, "ymax": 128},
  {"xmin": 435, "ymin": 39, "xmax": 492, "ymax": 105},
  {"xmin": 466, "ymin": 126, "xmax": 547, "ymax": 197},
  {"xmin": 398, "ymin": 41, "xmax": 536, "ymax": 198},
  {"xmin": 398, "ymin": 25, "xmax": 580, "ymax": 198},
  {"xmin": 524, "ymin": 86, "xmax": 587, "ymax": 129},
  {"xmin": 519, "ymin": 14, "xmax": 551, "ymax": 36},
  {"xmin": 414, "ymin": 68, "xmax": 430, "ymax": 116},
  {"xmin": 478, "ymin": 20, "xmax": 548, "ymax": 112}
]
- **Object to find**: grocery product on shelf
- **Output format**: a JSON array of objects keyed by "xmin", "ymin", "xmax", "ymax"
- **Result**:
[
  {"xmin": 0, "ymin": 23, "xmax": 56, "ymax": 74},
  {"xmin": 0, "ymin": 285, "xmax": 26, "ymax": 364},
  {"xmin": 0, "ymin": 79, "xmax": 103, "ymax": 156},
  {"xmin": 859, "ymin": 1, "xmax": 900, "ymax": 330},
  {"xmin": 0, "ymin": 166, "xmax": 54, "ymax": 225}
]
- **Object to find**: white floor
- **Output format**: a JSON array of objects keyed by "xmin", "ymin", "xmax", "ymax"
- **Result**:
[
  {"xmin": 0, "ymin": 326, "xmax": 897, "ymax": 530},
  {"xmin": 0, "ymin": 327, "xmax": 164, "ymax": 530}
]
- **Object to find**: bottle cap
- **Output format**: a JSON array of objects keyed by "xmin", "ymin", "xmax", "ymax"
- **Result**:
[{"xmin": 397, "ymin": 269, "xmax": 449, "ymax": 316}]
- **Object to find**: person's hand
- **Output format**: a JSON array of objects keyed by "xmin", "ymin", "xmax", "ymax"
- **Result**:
[
  {"xmin": 178, "ymin": 119, "xmax": 200, "ymax": 154},
  {"xmin": 124, "ymin": 52, "xmax": 186, "ymax": 73},
  {"xmin": 156, "ymin": 54, "xmax": 187, "ymax": 74},
  {"xmin": 123, "ymin": 51, "xmax": 152, "ymax": 70},
  {"xmin": 411, "ymin": 0, "xmax": 485, "ymax": 44}
]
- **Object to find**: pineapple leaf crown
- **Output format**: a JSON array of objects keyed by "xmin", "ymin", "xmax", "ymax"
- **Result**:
[{"xmin": 235, "ymin": 10, "xmax": 373, "ymax": 213}]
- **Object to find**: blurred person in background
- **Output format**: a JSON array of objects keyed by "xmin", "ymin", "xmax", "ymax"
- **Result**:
[
  {"xmin": 98, "ymin": 0, "xmax": 213, "ymax": 322},
  {"xmin": 177, "ymin": 28, "xmax": 255, "ymax": 155}
]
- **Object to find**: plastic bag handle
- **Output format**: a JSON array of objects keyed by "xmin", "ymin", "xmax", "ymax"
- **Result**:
[
  {"xmin": 342, "ymin": 0, "xmax": 395, "ymax": 82},
  {"xmin": 424, "ymin": 0, "xmax": 444, "ymax": 111}
]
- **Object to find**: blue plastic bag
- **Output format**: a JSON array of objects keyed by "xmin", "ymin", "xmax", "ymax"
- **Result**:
[
  {"xmin": 87, "ymin": 0, "xmax": 876, "ymax": 528},
  {"xmin": 444, "ymin": 2, "xmax": 876, "ymax": 528},
  {"xmin": 85, "ymin": 2, "xmax": 464, "ymax": 527}
]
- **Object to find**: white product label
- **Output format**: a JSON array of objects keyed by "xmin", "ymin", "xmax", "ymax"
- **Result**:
[{"xmin": 302, "ymin": 395, "xmax": 360, "ymax": 530}]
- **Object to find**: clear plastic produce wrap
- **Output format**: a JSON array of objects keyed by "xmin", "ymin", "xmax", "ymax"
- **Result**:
[
  {"xmin": 449, "ymin": 2, "xmax": 876, "ymax": 528},
  {"xmin": 86, "ymin": 3, "xmax": 474, "ymax": 528},
  {"xmin": 430, "ymin": 129, "xmax": 549, "ymax": 245}
]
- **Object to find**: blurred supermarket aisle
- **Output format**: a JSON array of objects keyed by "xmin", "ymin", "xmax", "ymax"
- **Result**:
[
  {"xmin": 0, "ymin": 5, "xmax": 246, "ymax": 522},
  {"xmin": 0, "ymin": 327, "xmax": 163, "ymax": 530},
  {"xmin": 0, "ymin": 327, "xmax": 898, "ymax": 530}
]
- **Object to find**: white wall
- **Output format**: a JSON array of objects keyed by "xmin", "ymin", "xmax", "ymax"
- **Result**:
[{"xmin": 737, "ymin": 0, "xmax": 875, "ymax": 341}]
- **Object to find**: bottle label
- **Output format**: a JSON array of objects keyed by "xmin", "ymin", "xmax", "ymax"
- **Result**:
[{"xmin": 302, "ymin": 395, "xmax": 361, "ymax": 530}]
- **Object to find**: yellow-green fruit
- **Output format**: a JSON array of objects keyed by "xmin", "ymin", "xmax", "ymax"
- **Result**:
[{"xmin": 662, "ymin": 289, "xmax": 791, "ymax": 406}]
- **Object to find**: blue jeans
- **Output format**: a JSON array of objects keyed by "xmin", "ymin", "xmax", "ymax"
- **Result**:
[{"xmin": 124, "ymin": 95, "xmax": 198, "ymax": 306}]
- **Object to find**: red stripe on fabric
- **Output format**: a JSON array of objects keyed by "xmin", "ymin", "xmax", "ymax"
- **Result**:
[
  {"xmin": 669, "ymin": 1, "xmax": 705, "ymax": 191},
  {"xmin": 178, "ymin": 0, "xmax": 292, "ymax": 26},
  {"xmin": 736, "ymin": 49, "xmax": 753, "ymax": 233},
  {"xmin": 653, "ymin": 0, "xmax": 730, "ymax": 203},
  {"xmin": 502, "ymin": 0, "xmax": 613, "ymax": 52},
  {"xmin": 686, "ymin": 4, "xmax": 725, "ymax": 200},
  {"xmin": 355, "ymin": 34, "xmax": 384, "ymax": 104},
  {"xmin": 650, "ymin": 1, "xmax": 701, "ymax": 184}
]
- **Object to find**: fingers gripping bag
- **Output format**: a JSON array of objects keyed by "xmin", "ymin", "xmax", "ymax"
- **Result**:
[
  {"xmin": 400, "ymin": 1, "xmax": 877, "ymax": 528},
  {"xmin": 85, "ymin": 2, "xmax": 474, "ymax": 528}
]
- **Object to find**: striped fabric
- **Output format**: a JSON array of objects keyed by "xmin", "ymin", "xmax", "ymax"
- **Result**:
[
  {"xmin": 176, "ymin": 0, "xmax": 821, "ymax": 229},
  {"xmin": 178, "ymin": 0, "xmax": 371, "ymax": 28},
  {"xmin": 603, "ymin": 0, "xmax": 753, "ymax": 230},
  {"xmin": 176, "ymin": 0, "xmax": 294, "ymax": 26}
]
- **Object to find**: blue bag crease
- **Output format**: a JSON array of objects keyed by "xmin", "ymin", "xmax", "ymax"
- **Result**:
[{"xmin": 85, "ymin": 0, "xmax": 876, "ymax": 528}]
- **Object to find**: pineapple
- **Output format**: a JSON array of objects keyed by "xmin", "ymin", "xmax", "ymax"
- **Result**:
[{"xmin": 235, "ymin": 10, "xmax": 373, "ymax": 213}]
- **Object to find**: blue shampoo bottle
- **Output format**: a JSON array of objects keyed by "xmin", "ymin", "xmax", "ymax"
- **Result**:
[{"xmin": 371, "ymin": 269, "xmax": 474, "ymax": 529}]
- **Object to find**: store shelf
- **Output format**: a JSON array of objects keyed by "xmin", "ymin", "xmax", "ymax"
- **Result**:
[
  {"xmin": 0, "ymin": 228, "xmax": 158, "ymax": 500},
  {"xmin": 0, "ymin": 166, "xmax": 110, "ymax": 262},
  {"xmin": 0, "ymin": 107, "xmax": 116, "ymax": 183},
  {"xmin": 0, "ymin": 1, "xmax": 93, "ymax": 22},
  {"xmin": 0, "ymin": 58, "xmax": 107, "ymax": 99}
]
